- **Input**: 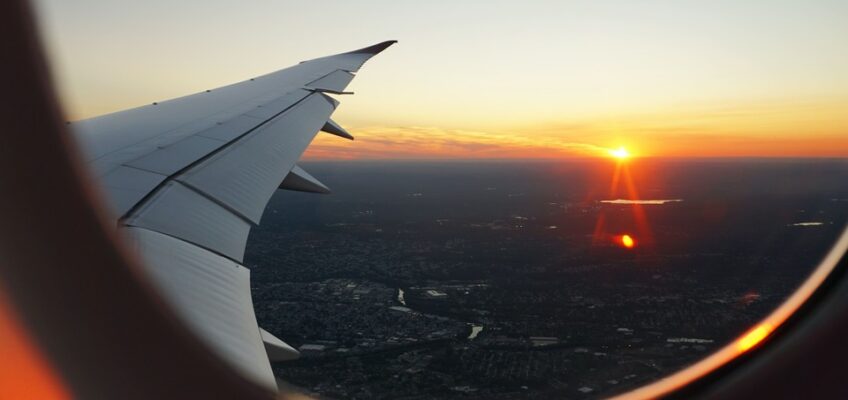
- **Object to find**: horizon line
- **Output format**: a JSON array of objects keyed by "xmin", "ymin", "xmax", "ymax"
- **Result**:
[{"xmin": 300, "ymin": 156, "xmax": 848, "ymax": 163}]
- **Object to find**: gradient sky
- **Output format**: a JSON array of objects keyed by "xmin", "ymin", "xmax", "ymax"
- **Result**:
[{"xmin": 34, "ymin": 0, "xmax": 848, "ymax": 158}]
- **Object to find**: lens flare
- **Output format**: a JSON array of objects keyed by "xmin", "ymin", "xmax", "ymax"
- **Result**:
[
  {"xmin": 737, "ymin": 323, "xmax": 774, "ymax": 352},
  {"xmin": 620, "ymin": 234, "xmax": 636, "ymax": 249}
]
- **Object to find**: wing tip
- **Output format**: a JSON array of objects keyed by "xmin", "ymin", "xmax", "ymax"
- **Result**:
[{"xmin": 345, "ymin": 40, "xmax": 398, "ymax": 55}]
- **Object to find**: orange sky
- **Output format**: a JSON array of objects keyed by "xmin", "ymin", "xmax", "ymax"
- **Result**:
[
  {"xmin": 34, "ymin": 1, "xmax": 848, "ymax": 159},
  {"xmin": 304, "ymin": 98, "xmax": 848, "ymax": 159},
  {"xmin": 304, "ymin": 128, "xmax": 848, "ymax": 160}
]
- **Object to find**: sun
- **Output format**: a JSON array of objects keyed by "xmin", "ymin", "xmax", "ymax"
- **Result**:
[{"xmin": 608, "ymin": 146, "xmax": 631, "ymax": 160}]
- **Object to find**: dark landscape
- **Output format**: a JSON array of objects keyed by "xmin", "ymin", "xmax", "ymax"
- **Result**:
[{"xmin": 246, "ymin": 159, "xmax": 848, "ymax": 399}]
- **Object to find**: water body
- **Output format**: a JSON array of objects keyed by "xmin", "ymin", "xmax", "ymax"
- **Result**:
[
  {"xmin": 397, "ymin": 288, "xmax": 406, "ymax": 306},
  {"xmin": 389, "ymin": 306, "xmax": 413, "ymax": 313},
  {"xmin": 666, "ymin": 338, "xmax": 714, "ymax": 344},
  {"xmin": 600, "ymin": 199, "xmax": 683, "ymax": 205},
  {"xmin": 396, "ymin": 287, "xmax": 481, "ymax": 339},
  {"xmin": 468, "ymin": 324, "xmax": 484, "ymax": 340},
  {"xmin": 789, "ymin": 222, "xmax": 824, "ymax": 227}
]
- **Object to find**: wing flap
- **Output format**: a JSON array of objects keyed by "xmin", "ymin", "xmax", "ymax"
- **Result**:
[
  {"xmin": 124, "ymin": 228, "xmax": 276, "ymax": 391},
  {"xmin": 124, "ymin": 182, "xmax": 251, "ymax": 262},
  {"xmin": 177, "ymin": 93, "xmax": 336, "ymax": 224}
]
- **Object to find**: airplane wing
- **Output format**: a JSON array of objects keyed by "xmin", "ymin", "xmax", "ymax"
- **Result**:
[{"xmin": 68, "ymin": 41, "xmax": 396, "ymax": 392}]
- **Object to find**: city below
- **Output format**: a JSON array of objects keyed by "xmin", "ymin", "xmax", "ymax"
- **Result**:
[{"xmin": 245, "ymin": 159, "xmax": 848, "ymax": 399}]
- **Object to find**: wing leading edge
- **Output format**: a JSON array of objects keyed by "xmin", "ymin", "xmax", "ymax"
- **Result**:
[{"xmin": 71, "ymin": 41, "xmax": 396, "ymax": 391}]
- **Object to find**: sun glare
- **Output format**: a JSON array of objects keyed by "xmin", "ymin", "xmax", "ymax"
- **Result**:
[
  {"xmin": 609, "ymin": 147, "xmax": 631, "ymax": 160},
  {"xmin": 736, "ymin": 323, "xmax": 774, "ymax": 352}
]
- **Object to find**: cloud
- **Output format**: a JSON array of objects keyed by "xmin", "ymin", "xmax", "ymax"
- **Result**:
[
  {"xmin": 304, "ymin": 126, "xmax": 610, "ymax": 160},
  {"xmin": 304, "ymin": 98, "xmax": 848, "ymax": 160}
]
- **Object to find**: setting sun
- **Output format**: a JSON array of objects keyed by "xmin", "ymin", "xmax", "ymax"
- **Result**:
[{"xmin": 609, "ymin": 146, "xmax": 631, "ymax": 160}]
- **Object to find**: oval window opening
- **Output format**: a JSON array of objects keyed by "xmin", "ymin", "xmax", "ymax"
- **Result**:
[{"xmin": 30, "ymin": 0, "xmax": 848, "ymax": 399}]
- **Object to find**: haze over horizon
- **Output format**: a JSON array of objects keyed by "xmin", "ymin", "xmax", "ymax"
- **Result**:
[{"xmin": 34, "ymin": 0, "xmax": 848, "ymax": 158}]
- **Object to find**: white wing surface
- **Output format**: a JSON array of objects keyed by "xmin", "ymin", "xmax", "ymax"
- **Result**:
[{"xmin": 70, "ymin": 41, "xmax": 396, "ymax": 391}]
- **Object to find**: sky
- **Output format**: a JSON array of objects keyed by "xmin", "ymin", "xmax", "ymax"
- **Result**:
[{"xmin": 33, "ymin": 0, "xmax": 848, "ymax": 158}]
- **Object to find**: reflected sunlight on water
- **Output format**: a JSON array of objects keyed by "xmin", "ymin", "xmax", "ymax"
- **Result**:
[
  {"xmin": 619, "ymin": 234, "xmax": 636, "ymax": 249},
  {"xmin": 601, "ymin": 199, "xmax": 683, "ymax": 205}
]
